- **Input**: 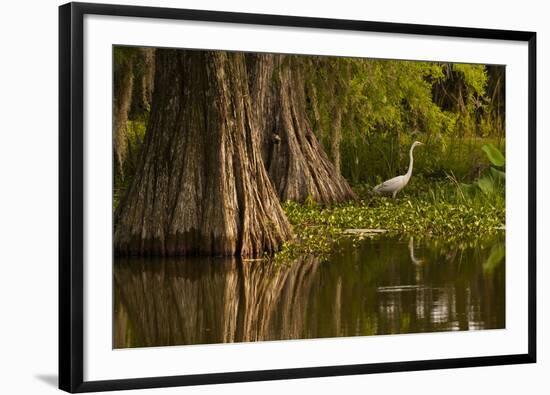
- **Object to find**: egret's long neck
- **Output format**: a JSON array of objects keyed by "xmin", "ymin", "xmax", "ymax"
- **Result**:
[{"xmin": 405, "ymin": 144, "xmax": 415, "ymax": 180}]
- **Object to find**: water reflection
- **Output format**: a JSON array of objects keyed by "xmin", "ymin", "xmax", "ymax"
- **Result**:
[
  {"xmin": 114, "ymin": 237, "xmax": 505, "ymax": 348},
  {"xmin": 408, "ymin": 237, "xmax": 424, "ymax": 265}
]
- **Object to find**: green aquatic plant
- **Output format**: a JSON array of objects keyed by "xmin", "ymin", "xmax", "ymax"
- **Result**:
[
  {"xmin": 458, "ymin": 143, "xmax": 505, "ymax": 201},
  {"xmin": 482, "ymin": 143, "xmax": 505, "ymax": 167},
  {"xmin": 276, "ymin": 180, "xmax": 505, "ymax": 261}
]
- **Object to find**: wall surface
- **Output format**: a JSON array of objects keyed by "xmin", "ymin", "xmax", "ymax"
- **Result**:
[{"xmin": 0, "ymin": 0, "xmax": 547, "ymax": 394}]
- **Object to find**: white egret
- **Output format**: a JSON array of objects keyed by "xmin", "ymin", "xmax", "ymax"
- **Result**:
[{"xmin": 373, "ymin": 141, "xmax": 424, "ymax": 198}]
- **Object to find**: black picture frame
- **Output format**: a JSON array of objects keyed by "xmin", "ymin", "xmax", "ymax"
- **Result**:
[{"xmin": 59, "ymin": 2, "xmax": 537, "ymax": 393}]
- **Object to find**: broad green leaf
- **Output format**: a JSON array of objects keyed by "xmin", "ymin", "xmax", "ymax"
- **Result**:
[
  {"xmin": 482, "ymin": 144, "xmax": 505, "ymax": 167},
  {"xmin": 476, "ymin": 176, "xmax": 495, "ymax": 195}
]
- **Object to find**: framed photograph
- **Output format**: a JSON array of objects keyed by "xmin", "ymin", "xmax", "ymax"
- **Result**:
[{"xmin": 59, "ymin": 2, "xmax": 536, "ymax": 392}]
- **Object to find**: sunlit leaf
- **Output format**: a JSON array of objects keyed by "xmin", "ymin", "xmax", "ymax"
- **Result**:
[{"xmin": 482, "ymin": 144, "xmax": 505, "ymax": 167}]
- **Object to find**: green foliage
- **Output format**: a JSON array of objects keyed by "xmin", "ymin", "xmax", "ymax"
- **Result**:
[
  {"xmin": 114, "ymin": 46, "xmax": 137, "ymax": 67},
  {"xmin": 309, "ymin": 58, "xmax": 456, "ymax": 141},
  {"xmin": 452, "ymin": 64, "xmax": 488, "ymax": 97},
  {"xmin": 481, "ymin": 143, "xmax": 505, "ymax": 167},
  {"xmin": 414, "ymin": 136, "xmax": 504, "ymax": 181},
  {"xmin": 476, "ymin": 176, "xmax": 496, "ymax": 195},
  {"xmin": 346, "ymin": 60, "xmax": 448, "ymax": 135},
  {"xmin": 277, "ymin": 178, "xmax": 505, "ymax": 261},
  {"xmin": 459, "ymin": 144, "xmax": 505, "ymax": 200},
  {"xmin": 279, "ymin": 139, "xmax": 505, "ymax": 259},
  {"xmin": 342, "ymin": 134, "xmax": 503, "ymax": 185},
  {"xmin": 304, "ymin": 56, "xmax": 504, "ymax": 186}
]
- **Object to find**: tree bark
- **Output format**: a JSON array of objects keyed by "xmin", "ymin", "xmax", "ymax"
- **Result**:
[
  {"xmin": 248, "ymin": 54, "xmax": 355, "ymax": 204},
  {"xmin": 113, "ymin": 56, "xmax": 134, "ymax": 178},
  {"xmin": 129, "ymin": 48, "xmax": 156, "ymax": 119},
  {"xmin": 115, "ymin": 50, "xmax": 292, "ymax": 257}
]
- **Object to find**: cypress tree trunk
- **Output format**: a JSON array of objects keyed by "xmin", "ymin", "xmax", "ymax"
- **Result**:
[
  {"xmin": 115, "ymin": 49, "xmax": 292, "ymax": 257},
  {"xmin": 248, "ymin": 54, "xmax": 355, "ymax": 204},
  {"xmin": 142, "ymin": 48, "xmax": 155, "ymax": 108},
  {"xmin": 129, "ymin": 48, "xmax": 156, "ymax": 119},
  {"xmin": 113, "ymin": 56, "xmax": 134, "ymax": 178}
]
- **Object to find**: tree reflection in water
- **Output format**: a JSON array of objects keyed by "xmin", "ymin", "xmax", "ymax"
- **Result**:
[{"xmin": 114, "ymin": 237, "xmax": 505, "ymax": 348}]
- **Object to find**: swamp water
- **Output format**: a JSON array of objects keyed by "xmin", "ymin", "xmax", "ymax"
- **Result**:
[{"xmin": 114, "ymin": 236, "xmax": 505, "ymax": 348}]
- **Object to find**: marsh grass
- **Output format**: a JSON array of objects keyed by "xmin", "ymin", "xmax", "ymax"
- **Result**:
[{"xmin": 342, "ymin": 135, "xmax": 505, "ymax": 185}]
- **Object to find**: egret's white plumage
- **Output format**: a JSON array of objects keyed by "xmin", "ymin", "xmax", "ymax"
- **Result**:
[{"xmin": 374, "ymin": 141, "xmax": 423, "ymax": 198}]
